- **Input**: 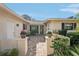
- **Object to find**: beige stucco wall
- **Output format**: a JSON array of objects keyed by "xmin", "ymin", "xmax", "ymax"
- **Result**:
[
  {"xmin": 76, "ymin": 23, "xmax": 79, "ymax": 28},
  {"xmin": 47, "ymin": 22, "xmax": 61, "ymax": 32},
  {"xmin": 0, "ymin": 20, "xmax": 4, "ymax": 40},
  {"xmin": 0, "ymin": 6, "xmax": 29, "ymax": 40},
  {"xmin": 0, "ymin": 38, "xmax": 28, "ymax": 56},
  {"xmin": 45, "ymin": 36, "xmax": 54, "ymax": 55},
  {"xmin": 45, "ymin": 20, "xmax": 79, "ymax": 32}
]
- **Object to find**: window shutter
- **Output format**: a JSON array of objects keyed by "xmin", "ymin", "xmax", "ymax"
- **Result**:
[
  {"xmin": 23, "ymin": 24, "xmax": 25, "ymax": 30},
  {"xmin": 74, "ymin": 23, "xmax": 76, "ymax": 29},
  {"xmin": 62, "ymin": 23, "xmax": 64, "ymax": 30}
]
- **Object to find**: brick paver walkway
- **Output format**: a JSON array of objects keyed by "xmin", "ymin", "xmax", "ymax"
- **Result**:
[{"xmin": 26, "ymin": 35, "xmax": 45, "ymax": 56}]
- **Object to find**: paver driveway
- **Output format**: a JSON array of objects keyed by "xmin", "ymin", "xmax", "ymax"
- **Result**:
[{"xmin": 26, "ymin": 35, "xmax": 45, "ymax": 56}]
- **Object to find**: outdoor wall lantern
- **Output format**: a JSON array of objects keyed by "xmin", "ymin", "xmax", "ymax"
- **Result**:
[{"xmin": 16, "ymin": 24, "xmax": 19, "ymax": 27}]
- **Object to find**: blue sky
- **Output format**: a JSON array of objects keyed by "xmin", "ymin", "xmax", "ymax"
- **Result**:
[{"xmin": 5, "ymin": 3, "xmax": 79, "ymax": 20}]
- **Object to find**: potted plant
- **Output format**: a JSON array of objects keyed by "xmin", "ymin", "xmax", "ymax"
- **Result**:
[
  {"xmin": 20, "ymin": 30, "xmax": 27, "ymax": 38},
  {"xmin": 47, "ymin": 31, "xmax": 52, "ymax": 37}
]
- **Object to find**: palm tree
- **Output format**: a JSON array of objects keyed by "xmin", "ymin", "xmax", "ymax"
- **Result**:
[{"xmin": 75, "ymin": 13, "xmax": 79, "ymax": 19}]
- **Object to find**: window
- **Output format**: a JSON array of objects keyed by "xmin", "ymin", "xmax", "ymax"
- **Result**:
[
  {"xmin": 62, "ymin": 23, "xmax": 76, "ymax": 30},
  {"xmin": 23, "ymin": 24, "xmax": 27, "ymax": 30}
]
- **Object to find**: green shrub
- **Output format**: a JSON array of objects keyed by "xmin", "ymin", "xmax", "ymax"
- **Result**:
[
  {"xmin": 20, "ymin": 31, "xmax": 27, "ymax": 38},
  {"xmin": 46, "ymin": 31, "xmax": 52, "ymax": 37},
  {"xmin": 51, "ymin": 35, "xmax": 70, "ymax": 56},
  {"xmin": 26, "ymin": 32, "xmax": 30, "ymax": 36},
  {"xmin": 50, "ymin": 34, "xmax": 79, "ymax": 56},
  {"xmin": 67, "ymin": 32, "xmax": 79, "ymax": 46},
  {"xmin": 47, "ymin": 31, "xmax": 52, "ymax": 34},
  {"xmin": 0, "ymin": 48, "xmax": 19, "ymax": 56},
  {"xmin": 9, "ymin": 48, "xmax": 19, "ymax": 56},
  {"xmin": 58, "ymin": 30, "xmax": 67, "ymax": 36},
  {"xmin": 53, "ymin": 30, "xmax": 59, "ymax": 34},
  {"xmin": 69, "ymin": 45, "xmax": 79, "ymax": 56},
  {"xmin": 0, "ymin": 49, "xmax": 10, "ymax": 56}
]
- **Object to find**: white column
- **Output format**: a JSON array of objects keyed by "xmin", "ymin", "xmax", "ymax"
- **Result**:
[
  {"xmin": 44, "ymin": 25, "xmax": 46, "ymax": 34},
  {"xmin": 38, "ymin": 25, "xmax": 40, "ymax": 34}
]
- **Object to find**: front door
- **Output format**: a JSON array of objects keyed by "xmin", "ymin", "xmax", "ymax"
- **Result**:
[{"xmin": 30, "ymin": 25, "xmax": 38, "ymax": 35}]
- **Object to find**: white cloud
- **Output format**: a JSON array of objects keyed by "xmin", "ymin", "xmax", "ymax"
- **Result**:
[
  {"xmin": 67, "ymin": 4, "xmax": 79, "ymax": 8},
  {"xmin": 60, "ymin": 4, "xmax": 79, "ymax": 14},
  {"xmin": 60, "ymin": 8, "xmax": 79, "ymax": 14}
]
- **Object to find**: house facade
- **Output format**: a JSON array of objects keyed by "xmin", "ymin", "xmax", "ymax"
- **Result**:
[
  {"xmin": 44, "ymin": 18, "xmax": 79, "ymax": 33},
  {"xmin": 0, "ymin": 4, "xmax": 79, "ymax": 39},
  {"xmin": 0, "ymin": 4, "xmax": 29, "ymax": 40}
]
